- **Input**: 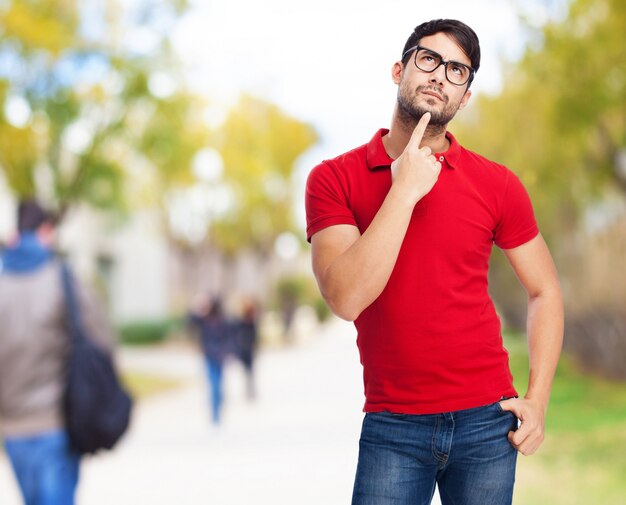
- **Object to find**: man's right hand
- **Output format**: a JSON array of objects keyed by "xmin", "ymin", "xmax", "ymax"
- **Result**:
[{"xmin": 390, "ymin": 112, "xmax": 442, "ymax": 206}]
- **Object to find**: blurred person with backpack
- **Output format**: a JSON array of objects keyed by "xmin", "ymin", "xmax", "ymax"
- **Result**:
[{"xmin": 0, "ymin": 199, "xmax": 117, "ymax": 505}]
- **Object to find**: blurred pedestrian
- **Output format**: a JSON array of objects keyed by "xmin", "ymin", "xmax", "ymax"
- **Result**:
[
  {"xmin": 0, "ymin": 199, "xmax": 117, "ymax": 505},
  {"xmin": 233, "ymin": 296, "xmax": 260, "ymax": 400},
  {"xmin": 188, "ymin": 295, "xmax": 233, "ymax": 425}
]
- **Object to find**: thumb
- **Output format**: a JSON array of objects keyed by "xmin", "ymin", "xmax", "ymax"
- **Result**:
[{"xmin": 499, "ymin": 398, "xmax": 517, "ymax": 413}]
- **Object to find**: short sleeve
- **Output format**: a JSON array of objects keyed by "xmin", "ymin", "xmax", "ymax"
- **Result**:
[
  {"xmin": 493, "ymin": 172, "xmax": 539, "ymax": 249},
  {"xmin": 305, "ymin": 161, "xmax": 357, "ymax": 242}
]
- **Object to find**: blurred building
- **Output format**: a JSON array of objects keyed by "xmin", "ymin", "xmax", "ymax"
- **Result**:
[
  {"xmin": 0, "ymin": 192, "xmax": 169, "ymax": 322},
  {"xmin": 0, "ymin": 188, "xmax": 310, "ymax": 325}
]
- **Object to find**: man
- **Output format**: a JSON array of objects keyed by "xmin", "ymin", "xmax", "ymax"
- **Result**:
[
  {"xmin": 0, "ymin": 199, "xmax": 116, "ymax": 505},
  {"xmin": 187, "ymin": 295, "xmax": 233, "ymax": 425},
  {"xmin": 305, "ymin": 19, "xmax": 563, "ymax": 505}
]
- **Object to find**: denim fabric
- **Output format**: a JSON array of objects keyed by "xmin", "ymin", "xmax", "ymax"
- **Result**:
[
  {"xmin": 205, "ymin": 358, "xmax": 224, "ymax": 424},
  {"xmin": 4, "ymin": 429, "xmax": 80, "ymax": 505},
  {"xmin": 352, "ymin": 402, "xmax": 518, "ymax": 505}
]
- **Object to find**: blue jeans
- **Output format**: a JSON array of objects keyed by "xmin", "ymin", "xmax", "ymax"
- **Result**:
[
  {"xmin": 204, "ymin": 358, "xmax": 224, "ymax": 424},
  {"xmin": 4, "ymin": 429, "xmax": 80, "ymax": 505},
  {"xmin": 351, "ymin": 402, "xmax": 518, "ymax": 505}
]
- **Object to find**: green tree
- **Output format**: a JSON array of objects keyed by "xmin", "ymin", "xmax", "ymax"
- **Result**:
[
  {"xmin": 210, "ymin": 94, "xmax": 318, "ymax": 256},
  {"xmin": 0, "ymin": 0, "xmax": 208, "ymax": 220}
]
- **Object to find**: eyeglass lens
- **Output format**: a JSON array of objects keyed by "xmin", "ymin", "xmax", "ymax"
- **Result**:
[{"xmin": 414, "ymin": 49, "xmax": 472, "ymax": 85}]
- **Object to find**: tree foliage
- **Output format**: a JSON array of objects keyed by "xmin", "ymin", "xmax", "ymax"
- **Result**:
[
  {"xmin": 209, "ymin": 95, "xmax": 318, "ymax": 255},
  {"xmin": 0, "ymin": 0, "xmax": 208, "ymax": 219}
]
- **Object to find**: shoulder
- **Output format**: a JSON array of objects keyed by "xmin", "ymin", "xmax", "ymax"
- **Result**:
[
  {"xmin": 0, "ymin": 259, "xmax": 62, "ymax": 286},
  {"xmin": 459, "ymin": 144, "xmax": 510, "ymax": 176},
  {"xmin": 455, "ymin": 143, "xmax": 526, "ymax": 194},
  {"xmin": 307, "ymin": 142, "xmax": 368, "ymax": 182}
]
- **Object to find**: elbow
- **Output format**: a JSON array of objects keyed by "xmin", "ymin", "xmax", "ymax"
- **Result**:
[
  {"xmin": 528, "ymin": 282, "xmax": 563, "ymax": 306},
  {"xmin": 315, "ymin": 266, "xmax": 366, "ymax": 321},
  {"xmin": 332, "ymin": 306, "xmax": 360, "ymax": 322},
  {"xmin": 323, "ymin": 293, "xmax": 362, "ymax": 322}
]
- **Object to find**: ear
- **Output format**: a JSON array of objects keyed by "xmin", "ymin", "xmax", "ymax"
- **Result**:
[
  {"xmin": 391, "ymin": 61, "xmax": 404, "ymax": 85},
  {"xmin": 458, "ymin": 89, "xmax": 472, "ymax": 110},
  {"xmin": 36, "ymin": 222, "xmax": 56, "ymax": 246}
]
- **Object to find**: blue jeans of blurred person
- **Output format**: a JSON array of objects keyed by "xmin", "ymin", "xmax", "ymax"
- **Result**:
[
  {"xmin": 351, "ymin": 402, "xmax": 519, "ymax": 505},
  {"xmin": 4, "ymin": 429, "xmax": 80, "ymax": 505},
  {"xmin": 204, "ymin": 358, "xmax": 224, "ymax": 424}
]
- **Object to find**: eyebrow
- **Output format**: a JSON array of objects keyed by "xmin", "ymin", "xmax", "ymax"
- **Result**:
[{"xmin": 418, "ymin": 46, "xmax": 471, "ymax": 67}]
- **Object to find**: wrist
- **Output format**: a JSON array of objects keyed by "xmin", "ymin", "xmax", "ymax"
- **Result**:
[
  {"xmin": 523, "ymin": 393, "xmax": 550, "ymax": 412},
  {"xmin": 388, "ymin": 184, "xmax": 423, "ymax": 209}
]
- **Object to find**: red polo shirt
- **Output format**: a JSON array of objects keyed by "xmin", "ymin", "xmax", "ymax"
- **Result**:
[{"xmin": 305, "ymin": 129, "xmax": 539, "ymax": 414}]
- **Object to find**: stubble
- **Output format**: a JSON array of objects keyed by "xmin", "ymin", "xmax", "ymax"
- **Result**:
[{"xmin": 397, "ymin": 81, "xmax": 461, "ymax": 135}]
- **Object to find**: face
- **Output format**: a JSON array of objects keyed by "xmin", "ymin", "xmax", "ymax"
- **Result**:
[{"xmin": 393, "ymin": 32, "xmax": 472, "ymax": 127}]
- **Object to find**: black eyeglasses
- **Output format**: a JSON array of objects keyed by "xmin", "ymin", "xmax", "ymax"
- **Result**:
[{"xmin": 402, "ymin": 45, "xmax": 475, "ymax": 86}]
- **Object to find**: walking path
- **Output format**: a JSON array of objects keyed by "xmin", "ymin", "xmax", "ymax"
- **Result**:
[{"xmin": 0, "ymin": 317, "xmax": 442, "ymax": 505}]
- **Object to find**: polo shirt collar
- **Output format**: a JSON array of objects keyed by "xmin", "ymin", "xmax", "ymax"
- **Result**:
[
  {"xmin": 441, "ymin": 131, "xmax": 462, "ymax": 170},
  {"xmin": 366, "ymin": 129, "xmax": 394, "ymax": 170},
  {"xmin": 366, "ymin": 128, "xmax": 463, "ymax": 171}
]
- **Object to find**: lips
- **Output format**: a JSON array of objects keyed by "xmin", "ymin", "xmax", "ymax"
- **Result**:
[
  {"xmin": 416, "ymin": 85, "xmax": 446, "ymax": 102},
  {"xmin": 421, "ymin": 90, "xmax": 444, "ymax": 101}
]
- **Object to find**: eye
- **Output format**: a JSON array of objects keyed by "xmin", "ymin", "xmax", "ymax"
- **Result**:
[
  {"xmin": 416, "ymin": 50, "xmax": 440, "ymax": 70},
  {"xmin": 417, "ymin": 53, "xmax": 435, "ymax": 65},
  {"xmin": 449, "ymin": 63, "xmax": 466, "ymax": 77}
]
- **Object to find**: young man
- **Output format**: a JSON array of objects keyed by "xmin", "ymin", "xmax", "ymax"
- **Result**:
[
  {"xmin": 305, "ymin": 19, "xmax": 563, "ymax": 505},
  {"xmin": 0, "ymin": 200, "xmax": 117, "ymax": 505}
]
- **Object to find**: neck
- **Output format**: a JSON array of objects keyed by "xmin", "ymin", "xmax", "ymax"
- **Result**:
[{"xmin": 383, "ymin": 106, "xmax": 450, "ymax": 159}]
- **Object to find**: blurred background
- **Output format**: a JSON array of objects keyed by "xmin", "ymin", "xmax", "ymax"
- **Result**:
[{"xmin": 0, "ymin": 0, "xmax": 625, "ymax": 504}]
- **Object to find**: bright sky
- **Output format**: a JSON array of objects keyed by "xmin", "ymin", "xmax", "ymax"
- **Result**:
[
  {"xmin": 168, "ymin": 0, "xmax": 562, "ymax": 241},
  {"xmin": 172, "ymin": 1, "xmax": 536, "ymax": 152}
]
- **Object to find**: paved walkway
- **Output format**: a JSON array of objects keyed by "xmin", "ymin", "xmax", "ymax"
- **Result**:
[{"xmin": 0, "ymin": 318, "xmax": 442, "ymax": 505}]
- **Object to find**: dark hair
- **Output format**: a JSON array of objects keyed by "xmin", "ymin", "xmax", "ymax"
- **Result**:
[
  {"xmin": 208, "ymin": 296, "xmax": 224, "ymax": 319},
  {"xmin": 401, "ymin": 19, "xmax": 481, "ymax": 87},
  {"xmin": 17, "ymin": 199, "xmax": 54, "ymax": 233}
]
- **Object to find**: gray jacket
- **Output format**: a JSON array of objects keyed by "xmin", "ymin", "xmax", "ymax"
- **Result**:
[{"xmin": 0, "ymin": 259, "xmax": 116, "ymax": 437}]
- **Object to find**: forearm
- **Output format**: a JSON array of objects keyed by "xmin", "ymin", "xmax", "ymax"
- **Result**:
[
  {"xmin": 524, "ymin": 287, "xmax": 564, "ymax": 410},
  {"xmin": 316, "ymin": 187, "xmax": 415, "ymax": 320},
  {"xmin": 313, "ymin": 113, "xmax": 439, "ymax": 321}
]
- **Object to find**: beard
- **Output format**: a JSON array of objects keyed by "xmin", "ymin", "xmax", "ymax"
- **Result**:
[{"xmin": 397, "ymin": 81, "xmax": 460, "ymax": 128}]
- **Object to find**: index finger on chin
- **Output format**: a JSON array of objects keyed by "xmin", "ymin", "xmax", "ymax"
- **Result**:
[{"xmin": 408, "ymin": 112, "xmax": 431, "ymax": 149}]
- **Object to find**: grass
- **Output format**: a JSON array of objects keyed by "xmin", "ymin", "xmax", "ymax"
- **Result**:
[
  {"xmin": 121, "ymin": 370, "xmax": 184, "ymax": 399},
  {"xmin": 504, "ymin": 331, "xmax": 626, "ymax": 505}
]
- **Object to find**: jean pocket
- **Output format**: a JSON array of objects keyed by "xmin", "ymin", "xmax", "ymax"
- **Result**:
[{"xmin": 495, "ymin": 396, "xmax": 518, "ymax": 414}]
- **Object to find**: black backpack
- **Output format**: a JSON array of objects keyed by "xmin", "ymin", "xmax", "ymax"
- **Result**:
[{"xmin": 61, "ymin": 262, "xmax": 133, "ymax": 454}]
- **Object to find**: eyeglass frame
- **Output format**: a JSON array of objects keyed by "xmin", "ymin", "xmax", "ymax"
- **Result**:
[{"xmin": 401, "ymin": 45, "xmax": 476, "ymax": 87}]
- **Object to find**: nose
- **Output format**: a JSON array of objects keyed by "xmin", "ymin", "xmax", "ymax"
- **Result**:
[{"xmin": 429, "ymin": 63, "xmax": 446, "ymax": 85}]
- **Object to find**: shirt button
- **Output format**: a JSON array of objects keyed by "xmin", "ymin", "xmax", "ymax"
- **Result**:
[{"xmin": 439, "ymin": 156, "xmax": 444, "ymax": 162}]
